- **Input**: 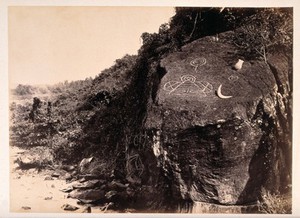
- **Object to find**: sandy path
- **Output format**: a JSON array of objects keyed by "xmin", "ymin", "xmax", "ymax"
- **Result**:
[{"xmin": 9, "ymin": 146, "xmax": 104, "ymax": 213}]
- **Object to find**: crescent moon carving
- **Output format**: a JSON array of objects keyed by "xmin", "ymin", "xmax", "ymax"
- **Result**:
[{"xmin": 217, "ymin": 84, "xmax": 232, "ymax": 99}]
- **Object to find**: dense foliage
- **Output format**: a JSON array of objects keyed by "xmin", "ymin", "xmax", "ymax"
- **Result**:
[
  {"xmin": 139, "ymin": 7, "xmax": 292, "ymax": 62},
  {"xmin": 10, "ymin": 54, "xmax": 138, "ymax": 165}
]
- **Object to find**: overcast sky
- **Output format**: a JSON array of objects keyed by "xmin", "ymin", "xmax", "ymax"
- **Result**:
[{"xmin": 8, "ymin": 6, "xmax": 175, "ymax": 86}]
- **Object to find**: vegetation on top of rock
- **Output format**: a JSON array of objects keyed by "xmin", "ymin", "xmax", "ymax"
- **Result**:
[{"xmin": 138, "ymin": 7, "xmax": 292, "ymax": 62}]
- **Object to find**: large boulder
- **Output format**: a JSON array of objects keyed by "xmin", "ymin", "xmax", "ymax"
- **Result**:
[
  {"xmin": 139, "ymin": 36, "xmax": 291, "ymax": 210},
  {"xmin": 75, "ymin": 31, "xmax": 291, "ymax": 212}
]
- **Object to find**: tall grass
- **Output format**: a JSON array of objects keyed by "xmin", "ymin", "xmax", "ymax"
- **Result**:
[{"xmin": 258, "ymin": 188, "xmax": 291, "ymax": 214}]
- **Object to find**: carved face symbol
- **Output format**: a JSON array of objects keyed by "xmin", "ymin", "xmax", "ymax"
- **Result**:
[{"xmin": 181, "ymin": 75, "xmax": 196, "ymax": 83}]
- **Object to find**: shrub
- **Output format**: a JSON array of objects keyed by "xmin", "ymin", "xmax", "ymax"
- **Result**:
[
  {"xmin": 233, "ymin": 8, "xmax": 292, "ymax": 61},
  {"xmin": 258, "ymin": 188, "xmax": 292, "ymax": 214},
  {"xmin": 13, "ymin": 84, "xmax": 34, "ymax": 95}
]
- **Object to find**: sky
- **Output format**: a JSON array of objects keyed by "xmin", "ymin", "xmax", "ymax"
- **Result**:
[{"xmin": 8, "ymin": 6, "xmax": 175, "ymax": 86}]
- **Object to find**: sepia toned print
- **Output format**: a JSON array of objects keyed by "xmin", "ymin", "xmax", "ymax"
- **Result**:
[{"xmin": 9, "ymin": 6, "xmax": 292, "ymax": 214}]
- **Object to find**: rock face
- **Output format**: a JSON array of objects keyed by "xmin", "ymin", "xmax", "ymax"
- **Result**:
[
  {"xmin": 79, "ymin": 32, "xmax": 291, "ymax": 212},
  {"xmin": 135, "ymin": 36, "xmax": 292, "ymax": 211},
  {"xmin": 15, "ymin": 146, "xmax": 54, "ymax": 170}
]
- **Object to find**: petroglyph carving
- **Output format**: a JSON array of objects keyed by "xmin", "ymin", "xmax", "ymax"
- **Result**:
[
  {"xmin": 217, "ymin": 84, "xmax": 233, "ymax": 99},
  {"xmin": 163, "ymin": 75, "xmax": 213, "ymax": 96},
  {"xmin": 190, "ymin": 57, "xmax": 206, "ymax": 72},
  {"xmin": 228, "ymin": 75, "xmax": 239, "ymax": 81}
]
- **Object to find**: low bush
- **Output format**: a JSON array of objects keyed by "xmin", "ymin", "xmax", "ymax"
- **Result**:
[{"xmin": 258, "ymin": 188, "xmax": 292, "ymax": 214}]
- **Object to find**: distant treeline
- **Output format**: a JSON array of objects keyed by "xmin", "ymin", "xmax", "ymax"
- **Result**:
[{"xmin": 12, "ymin": 78, "xmax": 94, "ymax": 96}]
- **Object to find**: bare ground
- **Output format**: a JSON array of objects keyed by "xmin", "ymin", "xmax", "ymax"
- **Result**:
[{"xmin": 9, "ymin": 146, "xmax": 114, "ymax": 213}]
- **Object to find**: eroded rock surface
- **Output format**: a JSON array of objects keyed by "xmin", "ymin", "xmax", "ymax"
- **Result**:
[
  {"xmin": 62, "ymin": 33, "xmax": 291, "ymax": 212},
  {"xmin": 137, "ymin": 36, "xmax": 291, "ymax": 210}
]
